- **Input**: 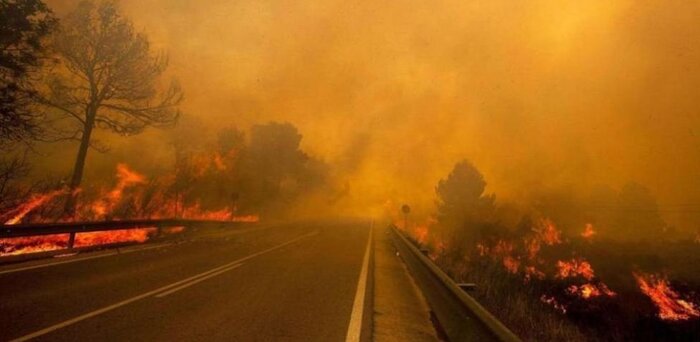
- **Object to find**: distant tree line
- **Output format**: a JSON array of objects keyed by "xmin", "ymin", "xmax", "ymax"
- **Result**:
[
  {"xmin": 430, "ymin": 159, "xmax": 668, "ymax": 249},
  {"xmin": 169, "ymin": 122, "xmax": 329, "ymax": 217}
]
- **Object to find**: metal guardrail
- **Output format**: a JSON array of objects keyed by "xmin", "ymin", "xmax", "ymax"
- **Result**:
[
  {"xmin": 1, "ymin": 219, "xmax": 249, "ymax": 249},
  {"xmin": 390, "ymin": 225, "xmax": 521, "ymax": 342}
]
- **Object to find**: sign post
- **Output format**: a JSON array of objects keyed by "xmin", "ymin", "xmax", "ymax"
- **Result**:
[{"xmin": 401, "ymin": 204, "xmax": 411, "ymax": 232}]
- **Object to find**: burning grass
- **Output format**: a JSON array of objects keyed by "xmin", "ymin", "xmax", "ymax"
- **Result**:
[
  {"xmin": 0, "ymin": 161, "xmax": 259, "ymax": 257},
  {"xmin": 634, "ymin": 272, "xmax": 700, "ymax": 322},
  {"xmin": 402, "ymin": 218, "xmax": 700, "ymax": 341}
]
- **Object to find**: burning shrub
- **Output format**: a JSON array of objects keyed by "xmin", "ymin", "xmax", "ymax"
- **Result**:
[
  {"xmin": 397, "ymin": 159, "xmax": 700, "ymax": 341},
  {"xmin": 0, "ymin": 122, "xmax": 336, "ymax": 256}
]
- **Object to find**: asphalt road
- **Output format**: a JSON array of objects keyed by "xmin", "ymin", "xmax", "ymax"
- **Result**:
[{"xmin": 0, "ymin": 220, "xmax": 373, "ymax": 341}]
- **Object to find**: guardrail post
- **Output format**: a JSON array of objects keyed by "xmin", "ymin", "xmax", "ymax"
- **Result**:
[{"xmin": 67, "ymin": 232, "xmax": 76, "ymax": 249}]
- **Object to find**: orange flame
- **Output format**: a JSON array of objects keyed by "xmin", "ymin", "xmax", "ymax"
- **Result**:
[
  {"xmin": 4, "ymin": 189, "xmax": 67, "ymax": 225},
  {"xmin": 0, "ymin": 162, "xmax": 260, "ymax": 257},
  {"xmin": 581, "ymin": 223, "xmax": 596, "ymax": 239},
  {"xmin": 0, "ymin": 234, "xmax": 68, "ymax": 255},
  {"xmin": 524, "ymin": 266, "xmax": 546, "ymax": 281},
  {"xmin": 533, "ymin": 218, "xmax": 562, "ymax": 246},
  {"xmin": 523, "ymin": 218, "xmax": 562, "ymax": 260},
  {"xmin": 414, "ymin": 224, "xmax": 429, "ymax": 244},
  {"xmin": 213, "ymin": 152, "xmax": 227, "ymax": 171},
  {"xmin": 567, "ymin": 283, "xmax": 616, "ymax": 299},
  {"xmin": 0, "ymin": 229, "xmax": 159, "ymax": 256},
  {"xmin": 556, "ymin": 258, "xmax": 596, "ymax": 281},
  {"xmin": 188, "ymin": 151, "xmax": 231, "ymax": 177},
  {"xmin": 74, "ymin": 228, "xmax": 155, "ymax": 248},
  {"xmin": 493, "ymin": 240, "xmax": 515, "ymax": 257},
  {"xmin": 524, "ymin": 237, "xmax": 541, "ymax": 260},
  {"xmin": 91, "ymin": 164, "xmax": 146, "ymax": 218},
  {"xmin": 503, "ymin": 256, "xmax": 521, "ymax": 274},
  {"xmin": 634, "ymin": 272, "xmax": 700, "ymax": 321}
]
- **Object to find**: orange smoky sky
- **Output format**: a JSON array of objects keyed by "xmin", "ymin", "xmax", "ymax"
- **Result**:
[{"xmin": 43, "ymin": 1, "xmax": 700, "ymax": 228}]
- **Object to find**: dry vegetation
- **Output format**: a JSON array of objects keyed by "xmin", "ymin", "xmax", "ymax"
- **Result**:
[{"xmin": 400, "ymin": 160, "xmax": 700, "ymax": 341}]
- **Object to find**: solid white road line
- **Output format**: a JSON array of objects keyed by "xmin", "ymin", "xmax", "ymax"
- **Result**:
[
  {"xmin": 0, "ymin": 243, "xmax": 172, "ymax": 276},
  {"xmin": 345, "ymin": 220, "xmax": 374, "ymax": 342},
  {"xmin": 10, "ymin": 231, "xmax": 318, "ymax": 342},
  {"xmin": 155, "ymin": 263, "xmax": 243, "ymax": 298}
]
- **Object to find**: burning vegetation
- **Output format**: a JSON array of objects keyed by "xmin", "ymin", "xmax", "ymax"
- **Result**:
[
  {"xmin": 0, "ymin": 120, "xmax": 328, "ymax": 256},
  {"xmin": 634, "ymin": 273, "xmax": 700, "ymax": 322},
  {"xmin": 2, "ymin": 0, "xmax": 700, "ymax": 340},
  {"xmin": 396, "ymin": 160, "xmax": 700, "ymax": 341},
  {"xmin": 0, "ymin": 120, "xmax": 333, "ymax": 256},
  {"xmin": 0, "ymin": 161, "xmax": 253, "ymax": 256}
]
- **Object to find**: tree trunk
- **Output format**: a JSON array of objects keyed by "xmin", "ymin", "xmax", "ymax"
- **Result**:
[{"xmin": 63, "ymin": 110, "xmax": 96, "ymax": 217}]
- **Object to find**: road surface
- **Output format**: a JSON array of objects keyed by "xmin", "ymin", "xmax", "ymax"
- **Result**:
[{"xmin": 0, "ymin": 220, "xmax": 373, "ymax": 341}]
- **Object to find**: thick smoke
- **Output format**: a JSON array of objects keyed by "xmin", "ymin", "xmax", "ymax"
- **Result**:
[{"xmin": 40, "ymin": 0, "xmax": 700, "ymax": 231}]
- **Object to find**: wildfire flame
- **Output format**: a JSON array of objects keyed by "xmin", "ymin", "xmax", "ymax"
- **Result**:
[
  {"xmin": 414, "ymin": 224, "xmax": 429, "ymax": 244},
  {"xmin": 524, "ymin": 266, "xmax": 545, "ymax": 281},
  {"xmin": 581, "ymin": 223, "xmax": 596, "ymax": 239},
  {"xmin": 567, "ymin": 283, "xmax": 616, "ymax": 299},
  {"xmin": 503, "ymin": 256, "xmax": 521, "ymax": 274},
  {"xmin": 467, "ymin": 217, "xmax": 619, "ymax": 309},
  {"xmin": 0, "ymin": 162, "xmax": 260, "ymax": 257},
  {"xmin": 533, "ymin": 218, "xmax": 562, "ymax": 246},
  {"xmin": 0, "ymin": 234, "xmax": 68, "ymax": 256},
  {"xmin": 3, "ymin": 189, "xmax": 67, "ymax": 225},
  {"xmin": 524, "ymin": 218, "xmax": 562, "ymax": 260},
  {"xmin": 411, "ymin": 213, "xmax": 697, "ymax": 324},
  {"xmin": 91, "ymin": 164, "xmax": 146, "ymax": 218},
  {"xmin": 0, "ymin": 229, "xmax": 158, "ymax": 256},
  {"xmin": 556, "ymin": 258, "xmax": 595, "ymax": 281},
  {"xmin": 73, "ymin": 228, "xmax": 155, "ymax": 248},
  {"xmin": 634, "ymin": 272, "xmax": 700, "ymax": 321}
]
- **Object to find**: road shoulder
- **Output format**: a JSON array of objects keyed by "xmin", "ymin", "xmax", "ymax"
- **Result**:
[{"xmin": 373, "ymin": 225, "xmax": 440, "ymax": 342}]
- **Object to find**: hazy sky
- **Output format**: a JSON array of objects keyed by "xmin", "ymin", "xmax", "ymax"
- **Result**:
[{"xmin": 45, "ymin": 1, "xmax": 700, "ymax": 228}]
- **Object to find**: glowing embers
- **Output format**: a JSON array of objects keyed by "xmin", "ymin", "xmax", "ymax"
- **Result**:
[
  {"xmin": 541, "ymin": 295, "xmax": 567, "ymax": 314},
  {"xmin": 634, "ymin": 272, "xmax": 700, "ymax": 321}
]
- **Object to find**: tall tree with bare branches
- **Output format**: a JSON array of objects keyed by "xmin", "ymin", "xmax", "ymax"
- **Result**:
[{"xmin": 41, "ymin": 0, "xmax": 182, "ymax": 215}]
